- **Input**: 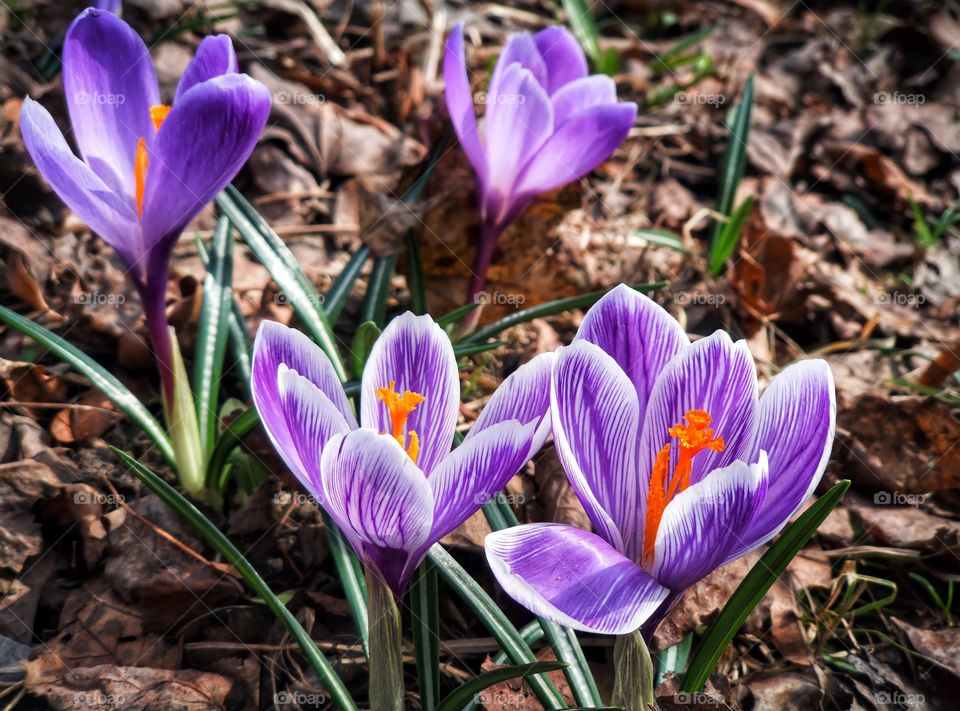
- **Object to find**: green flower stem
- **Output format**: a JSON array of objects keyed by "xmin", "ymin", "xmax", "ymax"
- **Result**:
[{"xmin": 366, "ymin": 566, "xmax": 405, "ymax": 711}]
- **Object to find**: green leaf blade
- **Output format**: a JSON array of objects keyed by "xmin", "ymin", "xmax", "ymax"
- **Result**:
[
  {"xmin": 193, "ymin": 217, "xmax": 234, "ymax": 458},
  {"xmin": 681, "ymin": 480, "xmax": 851, "ymax": 692},
  {"xmin": 111, "ymin": 448, "xmax": 357, "ymax": 710}
]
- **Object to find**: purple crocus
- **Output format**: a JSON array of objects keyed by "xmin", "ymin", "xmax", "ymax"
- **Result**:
[
  {"xmin": 486, "ymin": 284, "xmax": 836, "ymax": 636},
  {"xmin": 20, "ymin": 8, "xmax": 270, "ymax": 404},
  {"xmin": 444, "ymin": 24, "xmax": 637, "ymax": 304},
  {"xmin": 251, "ymin": 313, "xmax": 554, "ymax": 596}
]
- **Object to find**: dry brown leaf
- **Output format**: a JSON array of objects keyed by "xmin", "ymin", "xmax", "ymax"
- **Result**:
[
  {"xmin": 50, "ymin": 388, "xmax": 120, "ymax": 444},
  {"xmin": 889, "ymin": 617, "xmax": 960, "ymax": 677},
  {"xmin": 25, "ymin": 664, "xmax": 231, "ymax": 711}
]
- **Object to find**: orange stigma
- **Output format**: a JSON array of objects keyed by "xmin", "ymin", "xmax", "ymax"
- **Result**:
[
  {"xmin": 134, "ymin": 138, "xmax": 148, "ymax": 218},
  {"xmin": 642, "ymin": 409, "xmax": 725, "ymax": 566},
  {"xmin": 375, "ymin": 380, "xmax": 425, "ymax": 462},
  {"xmin": 150, "ymin": 104, "xmax": 171, "ymax": 131}
]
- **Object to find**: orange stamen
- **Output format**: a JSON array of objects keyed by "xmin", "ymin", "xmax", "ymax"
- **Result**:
[
  {"xmin": 134, "ymin": 137, "xmax": 148, "ymax": 218},
  {"xmin": 642, "ymin": 444, "xmax": 671, "ymax": 566},
  {"xmin": 642, "ymin": 409, "xmax": 725, "ymax": 566},
  {"xmin": 150, "ymin": 104, "xmax": 171, "ymax": 131},
  {"xmin": 375, "ymin": 380, "xmax": 425, "ymax": 462}
]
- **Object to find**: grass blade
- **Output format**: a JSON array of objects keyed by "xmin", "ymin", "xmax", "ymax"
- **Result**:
[
  {"xmin": 436, "ymin": 662, "xmax": 568, "ymax": 711},
  {"xmin": 111, "ymin": 448, "xmax": 357, "ymax": 710},
  {"xmin": 405, "ymin": 232, "xmax": 428, "ymax": 316},
  {"xmin": 708, "ymin": 195, "xmax": 754, "ymax": 275},
  {"xmin": 197, "ymin": 233, "xmax": 251, "ymax": 396},
  {"xmin": 361, "ymin": 254, "xmax": 397, "ymax": 328},
  {"xmin": 207, "ymin": 406, "xmax": 259, "ymax": 491},
  {"xmin": 655, "ymin": 634, "xmax": 693, "ymax": 685},
  {"xmin": 226, "ymin": 295, "xmax": 252, "ymax": 393},
  {"xmin": 429, "ymin": 544, "xmax": 568, "ymax": 709},
  {"xmin": 0, "ymin": 305, "xmax": 174, "ymax": 467},
  {"xmin": 634, "ymin": 229, "xmax": 686, "ymax": 252},
  {"xmin": 681, "ymin": 480, "xmax": 851, "ymax": 692},
  {"xmin": 466, "ymin": 282, "xmax": 667, "ymax": 345},
  {"xmin": 709, "ymin": 74, "xmax": 754, "ymax": 249},
  {"xmin": 410, "ymin": 560, "xmax": 441, "ymax": 711},
  {"xmin": 193, "ymin": 217, "xmax": 234, "ymax": 458},
  {"xmin": 483, "ymin": 497, "xmax": 601, "ymax": 707},
  {"xmin": 561, "ymin": 0, "xmax": 601, "ymax": 64},
  {"xmin": 323, "ymin": 510, "xmax": 370, "ymax": 656},
  {"xmin": 437, "ymin": 302, "xmax": 482, "ymax": 330},
  {"xmin": 215, "ymin": 189, "xmax": 347, "ymax": 382},
  {"xmin": 326, "ymin": 245, "xmax": 370, "ymax": 324},
  {"xmin": 350, "ymin": 321, "xmax": 381, "ymax": 380}
]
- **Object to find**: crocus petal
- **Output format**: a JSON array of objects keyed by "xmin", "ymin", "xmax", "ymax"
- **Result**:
[
  {"xmin": 652, "ymin": 454, "xmax": 768, "ymax": 591},
  {"xmin": 551, "ymin": 340, "xmax": 643, "ymax": 555},
  {"xmin": 141, "ymin": 73, "xmax": 271, "ymax": 254},
  {"xmin": 20, "ymin": 97, "xmax": 141, "ymax": 268},
  {"xmin": 513, "ymin": 102, "xmax": 636, "ymax": 198},
  {"xmin": 488, "ymin": 32, "xmax": 548, "ymax": 98},
  {"xmin": 638, "ymin": 330, "xmax": 758, "ymax": 488},
  {"xmin": 252, "ymin": 321, "xmax": 358, "ymax": 486},
  {"xmin": 486, "ymin": 523, "xmax": 669, "ymax": 635},
  {"xmin": 275, "ymin": 365, "xmax": 352, "ymax": 498},
  {"xmin": 482, "ymin": 63, "xmax": 553, "ymax": 222},
  {"xmin": 175, "ymin": 35, "xmax": 238, "ymax": 101},
  {"xmin": 466, "ymin": 352, "xmax": 555, "ymax": 458},
  {"xmin": 575, "ymin": 284, "xmax": 688, "ymax": 423},
  {"xmin": 533, "ymin": 26, "xmax": 588, "ymax": 95},
  {"xmin": 360, "ymin": 313, "xmax": 459, "ymax": 476},
  {"xmin": 429, "ymin": 420, "xmax": 537, "ymax": 542},
  {"xmin": 252, "ymin": 320, "xmax": 357, "ymax": 426},
  {"xmin": 63, "ymin": 7, "xmax": 159, "ymax": 200},
  {"xmin": 735, "ymin": 361, "xmax": 836, "ymax": 555},
  {"xmin": 551, "ymin": 75, "xmax": 617, "ymax": 126},
  {"xmin": 320, "ymin": 429, "xmax": 434, "ymax": 594},
  {"xmin": 443, "ymin": 24, "xmax": 487, "ymax": 184}
]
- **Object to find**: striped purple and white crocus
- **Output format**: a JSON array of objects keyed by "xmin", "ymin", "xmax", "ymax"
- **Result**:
[
  {"xmin": 444, "ymin": 24, "xmax": 637, "ymax": 307},
  {"xmin": 486, "ymin": 284, "xmax": 836, "ymax": 638},
  {"xmin": 251, "ymin": 312, "xmax": 554, "ymax": 598}
]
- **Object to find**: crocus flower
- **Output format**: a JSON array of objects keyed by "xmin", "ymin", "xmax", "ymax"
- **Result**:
[
  {"xmin": 444, "ymin": 24, "xmax": 637, "ymax": 304},
  {"xmin": 252, "ymin": 313, "xmax": 554, "ymax": 597},
  {"xmin": 486, "ymin": 284, "xmax": 836, "ymax": 636},
  {"xmin": 21, "ymin": 8, "xmax": 270, "ymax": 405}
]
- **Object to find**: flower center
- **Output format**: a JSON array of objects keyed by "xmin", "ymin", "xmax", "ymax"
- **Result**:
[
  {"xmin": 134, "ymin": 104, "xmax": 171, "ymax": 218},
  {"xmin": 642, "ymin": 409, "xmax": 725, "ymax": 566},
  {"xmin": 375, "ymin": 380, "xmax": 425, "ymax": 462}
]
